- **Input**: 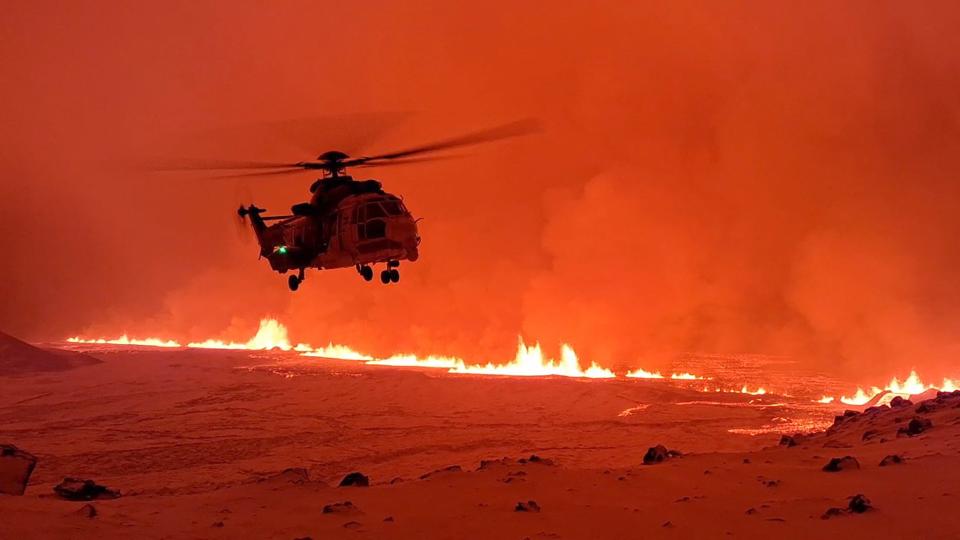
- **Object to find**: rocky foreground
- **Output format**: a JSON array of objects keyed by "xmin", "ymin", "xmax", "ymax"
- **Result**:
[{"xmin": 1, "ymin": 350, "xmax": 959, "ymax": 538}]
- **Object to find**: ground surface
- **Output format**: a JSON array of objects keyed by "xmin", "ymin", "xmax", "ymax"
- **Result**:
[{"xmin": 1, "ymin": 349, "xmax": 958, "ymax": 539}]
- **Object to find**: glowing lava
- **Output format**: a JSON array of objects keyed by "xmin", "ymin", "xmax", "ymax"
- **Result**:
[
  {"xmin": 625, "ymin": 368, "xmax": 665, "ymax": 379},
  {"xmin": 187, "ymin": 319, "xmax": 297, "ymax": 351},
  {"xmin": 66, "ymin": 336, "xmax": 181, "ymax": 348},
  {"xmin": 301, "ymin": 343, "xmax": 373, "ymax": 361},
  {"xmin": 671, "ymin": 372, "xmax": 705, "ymax": 380},
  {"xmin": 450, "ymin": 340, "xmax": 615, "ymax": 378},
  {"xmin": 625, "ymin": 368, "xmax": 710, "ymax": 380},
  {"xmin": 67, "ymin": 319, "xmax": 615, "ymax": 379},
  {"xmin": 738, "ymin": 385, "xmax": 767, "ymax": 396},
  {"xmin": 369, "ymin": 354, "xmax": 462, "ymax": 369},
  {"xmin": 68, "ymin": 319, "xmax": 956, "ymax": 394},
  {"xmin": 837, "ymin": 370, "xmax": 958, "ymax": 405}
]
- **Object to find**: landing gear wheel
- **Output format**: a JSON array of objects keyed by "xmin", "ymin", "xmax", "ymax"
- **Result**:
[
  {"xmin": 288, "ymin": 274, "xmax": 301, "ymax": 291},
  {"xmin": 360, "ymin": 265, "xmax": 373, "ymax": 281},
  {"xmin": 389, "ymin": 269, "xmax": 400, "ymax": 283},
  {"xmin": 380, "ymin": 270, "xmax": 392, "ymax": 284}
]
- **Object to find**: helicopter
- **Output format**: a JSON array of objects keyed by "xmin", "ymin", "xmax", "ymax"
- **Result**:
[{"xmin": 171, "ymin": 120, "xmax": 536, "ymax": 291}]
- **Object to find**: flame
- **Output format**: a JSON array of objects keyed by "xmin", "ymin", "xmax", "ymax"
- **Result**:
[
  {"xmin": 187, "ymin": 319, "xmax": 293, "ymax": 351},
  {"xmin": 370, "ymin": 354, "xmax": 463, "ymax": 369},
  {"xmin": 66, "ymin": 320, "xmax": 616, "ymax": 379},
  {"xmin": 450, "ymin": 340, "xmax": 616, "ymax": 378},
  {"xmin": 739, "ymin": 385, "xmax": 767, "ymax": 395},
  {"xmin": 66, "ymin": 335, "xmax": 181, "ymax": 348},
  {"xmin": 836, "ymin": 370, "xmax": 957, "ymax": 405},
  {"xmin": 301, "ymin": 343, "xmax": 373, "ymax": 361},
  {"xmin": 626, "ymin": 369, "xmax": 710, "ymax": 380},
  {"xmin": 671, "ymin": 372, "xmax": 704, "ymax": 380},
  {"xmin": 71, "ymin": 319, "xmax": 957, "ymax": 397},
  {"xmin": 625, "ymin": 368, "xmax": 665, "ymax": 379}
]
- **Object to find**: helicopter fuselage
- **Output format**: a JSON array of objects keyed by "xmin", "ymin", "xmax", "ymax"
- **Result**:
[{"xmin": 250, "ymin": 185, "xmax": 420, "ymax": 285}]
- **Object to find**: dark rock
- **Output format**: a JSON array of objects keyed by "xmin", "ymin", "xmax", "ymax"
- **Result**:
[
  {"xmin": 515, "ymin": 500, "xmax": 541, "ymax": 513},
  {"xmin": 757, "ymin": 477, "xmax": 780, "ymax": 487},
  {"xmin": 338, "ymin": 472, "xmax": 369, "ymax": 487},
  {"xmin": 0, "ymin": 444, "xmax": 38, "ymax": 496},
  {"xmin": 342, "ymin": 521, "xmax": 362, "ymax": 530},
  {"xmin": 211, "ymin": 521, "xmax": 224, "ymax": 528},
  {"xmin": 822, "ymin": 456, "xmax": 860, "ymax": 472},
  {"xmin": 644, "ymin": 445, "xmax": 669, "ymax": 464},
  {"xmin": 745, "ymin": 507, "xmax": 757, "ymax": 515},
  {"xmin": 322, "ymin": 501, "xmax": 360, "ymax": 515},
  {"xmin": 661, "ymin": 521, "xmax": 674, "ymax": 528},
  {"xmin": 261, "ymin": 467, "xmax": 310, "ymax": 485},
  {"xmin": 53, "ymin": 478, "xmax": 120, "ymax": 501},
  {"xmin": 643, "ymin": 444, "xmax": 680, "ymax": 464},
  {"xmin": 502, "ymin": 471, "xmax": 527, "ymax": 484},
  {"xmin": 383, "ymin": 516, "xmax": 394, "ymax": 522},
  {"xmin": 419, "ymin": 465, "xmax": 462, "ymax": 480},
  {"xmin": 848, "ymin": 494, "xmax": 872, "ymax": 513},
  {"xmin": 890, "ymin": 396, "xmax": 913, "ymax": 408},
  {"xmin": 822, "ymin": 440, "xmax": 853, "ymax": 448},
  {"xmin": 915, "ymin": 401, "xmax": 937, "ymax": 414},
  {"xmin": 518, "ymin": 455, "xmax": 554, "ymax": 466},
  {"xmin": 742, "ymin": 458, "xmax": 751, "ymax": 464},
  {"xmin": 861, "ymin": 430, "xmax": 880, "ymax": 442},
  {"xmin": 829, "ymin": 410, "xmax": 861, "ymax": 430},
  {"xmin": 75, "ymin": 504, "xmax": 97, "ymax": 518},
  {"xmin": 897, "ymin": 417, "xmax": 933, "ymax": 437},
  {"xmin": 778, "ymin": 435, "xmax": 797, "ymax": 447},
  {"xmin": 936, "ymin": 390, "xmax": 960, "ymax": 399},
  {"xmin": 879, "ymin": 455, "xmax": 904, "ymax": 467},
  {"xmin": 864, "ymin": 405, "xmax": 889, "ymax": 415},
  {"xmin": 478, "ymin": 457, "xmax": 512, "ymax": 470},
  {"xmin": 820, "ymin": 507, "xmax": 845, "ymax": 520}
]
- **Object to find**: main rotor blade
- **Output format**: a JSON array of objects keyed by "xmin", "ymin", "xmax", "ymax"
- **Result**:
[
  {"xmin": 153, "ymin": 159, "xmax": 301, "ymax": 171},
  {"xmin": 209, "ymin": 168, "xmax": 310, "ymax": 179},
  {"xmin": 350, "ymin": 118, "xmax": 540, "ymax": 165},
  {"xmin": 351, "ymin": 155, "xmax": 461, "ymax": 168}
]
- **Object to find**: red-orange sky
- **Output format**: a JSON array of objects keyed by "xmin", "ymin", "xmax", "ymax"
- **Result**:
[{"xmin": 2, "ymin": 1, "xmax": 959, "ymax": 379}]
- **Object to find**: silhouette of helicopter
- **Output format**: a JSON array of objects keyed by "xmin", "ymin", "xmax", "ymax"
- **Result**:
[{"xmin": 169, "ymin": 120, "xmax": 536, "ymax": 291}]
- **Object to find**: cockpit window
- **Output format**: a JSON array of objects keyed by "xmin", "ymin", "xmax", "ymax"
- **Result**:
[
  {"xmin": 365, "ymin": 203, "xmax": 387, "ymax": 218},
  {"xmin": 382, "ymin": 201, "xmax": 402, "ymax": 215},
  {"xmin": 364, "ymin": 219, "xmax": 386, "ymax": 239}
]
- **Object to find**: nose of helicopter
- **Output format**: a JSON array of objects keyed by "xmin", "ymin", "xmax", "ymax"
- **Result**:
[{"xmin": 391, "ymin": 214, "xmax": 420, "ymax": 261}]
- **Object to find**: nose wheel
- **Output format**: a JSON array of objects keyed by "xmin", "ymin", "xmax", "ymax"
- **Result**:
[
  {"xmin": 379, "ymin": 269, "xmax": 400, "ymax": 284},
  {"xmin": 359, "ymin": 261, "xmax": 400, "ymax": 284},
  {"xmin": 288, "ymin": 268, "xmax": 305, "ymax": 291}
]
